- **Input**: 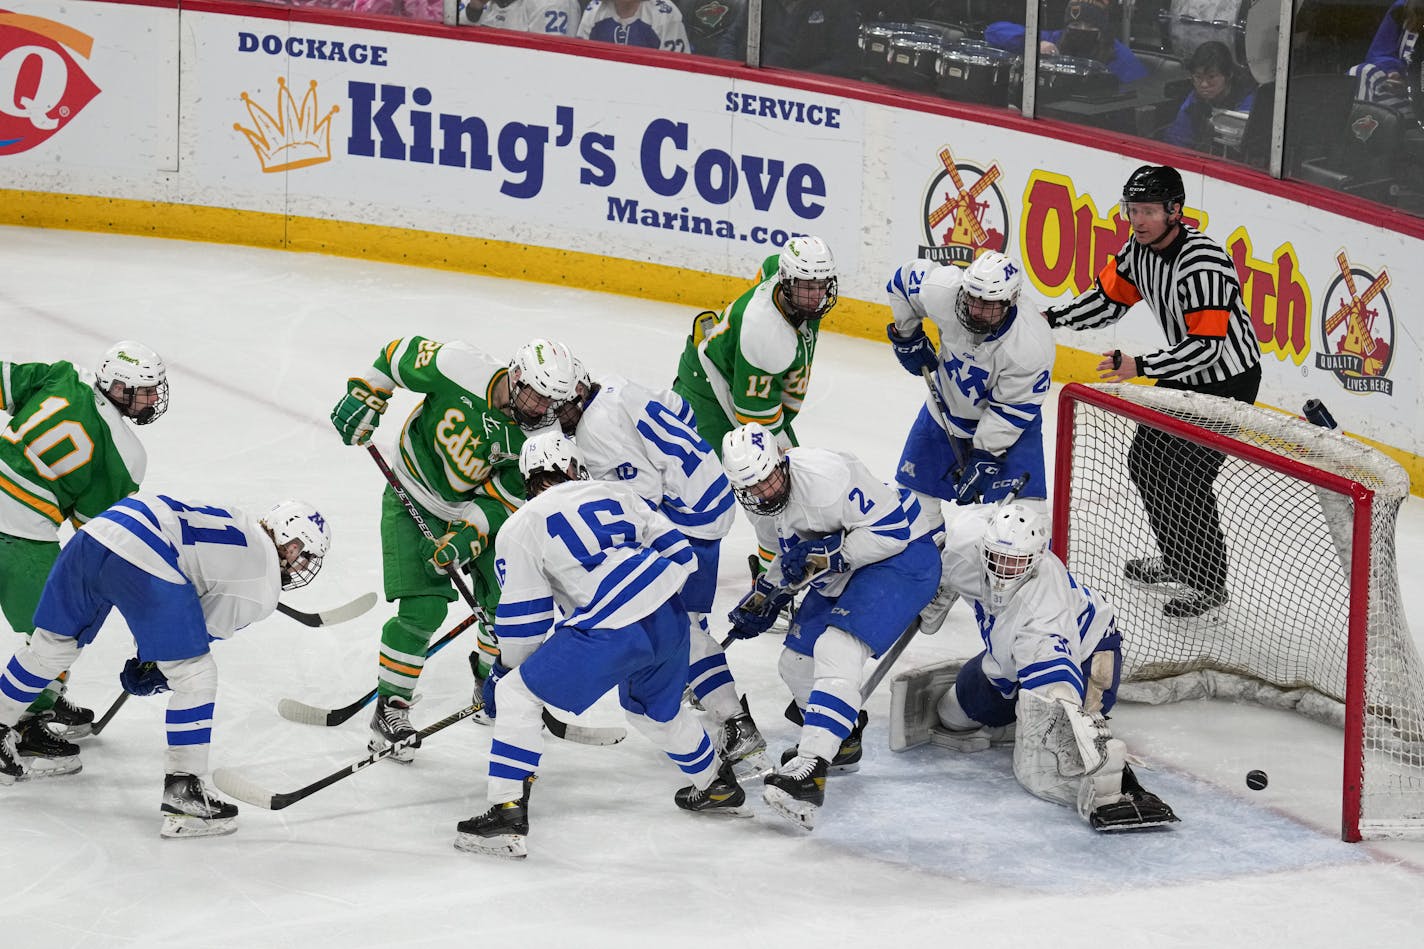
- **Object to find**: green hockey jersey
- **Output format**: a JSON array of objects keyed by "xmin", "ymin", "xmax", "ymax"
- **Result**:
[
  {"xmin": 0, "ymin": 360, "xmax": 146, "ymax": 541},
  {"xmin": 357, "ymin": 338, "xmax": 527, "ymax": 534}
]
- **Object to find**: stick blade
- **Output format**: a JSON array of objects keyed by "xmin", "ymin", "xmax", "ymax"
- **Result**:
[
  {"xmin": 540, "ymin": 709, "xmax": 626, "ymax": 745},
  {"xmin": 277, "ymin": 698, "xmax": 340, "ymax": 726},
  {"xmin": 317, "ymin": 592, "xmax": 378, "ymax": 626},
  {"xmin": 212, "ymin": 767, "xmax": 279, "ymax": 810}
]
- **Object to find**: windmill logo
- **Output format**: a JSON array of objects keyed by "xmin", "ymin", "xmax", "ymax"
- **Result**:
[
  {"xmin": 918, "ymin": 146, "xmax": 1009, "ymax": 267},
  {"xmin": 0, "ymin": 9, "xmax": 100, "ymax": 156},
  {"xmin": 1314, "ymin": 251, "xmax": 1394, "ymax": 395},
  {"xmin": 234, "ymin": 77, "xmax": 339, "ymax": 174}
]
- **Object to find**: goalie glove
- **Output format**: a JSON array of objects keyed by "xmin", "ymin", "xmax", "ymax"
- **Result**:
[
  {"xmin": 427, "ymin": 520, "xmax": 486, "ymax": 573},
  {"xmin": 727, "ymin": 576, "xmax": 793, "ymax": 640},
  {"xmin": 331, "ymin": 378, "xmax": 391, "ymax": 446},
  {"xmin": 780, "ymin": 532, "xmax": 847, "ymax": 585},
  {"xmin": 886, "ymin": 322, "xmax": 937, "ymax": 376},
  {"xmin": 953, "ymin": 448, "xmax": 1002, "ymax": 505},
  {"xmin": 119, "ymin": 658, "xmax": 169, "ymax": 697}
]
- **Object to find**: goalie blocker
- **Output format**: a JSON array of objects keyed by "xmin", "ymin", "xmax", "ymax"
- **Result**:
[{"xmin": 889, "ymin": 660, "xmax": 1178, "ymax": 832}]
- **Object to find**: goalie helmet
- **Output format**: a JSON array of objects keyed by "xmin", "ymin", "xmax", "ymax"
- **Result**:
[
  {"xmin": 260, "ymin": 500, "xmax": 331, "ymax": 591},
  {"xmin": 956, "ymin": 252, "xmax": 1022, "ymax": 336},
  {"xmin": 980, "ymin": 503, "xmax": 1048, "ymax": 611},
  {"xmin": 96, "ymin": 340, "xmax": 169, "ymax": 425},
  {"xmin": 776, "ymin": 236, "xmax": 838, "ymax": 324},
  {"xmin": 507, "ymin": 338, "xmax": 580, "ymax": 432},
  {"xmin": 721, "ymin": 423, "xmax": 790, "ymax": 515},
  {"xmin": 1121, "ymin": 164, "xmax": 1185, "ymax": 214},
  {"xmin": 519, "ymin": 431, "xmax": 588, "ymax": 497}
]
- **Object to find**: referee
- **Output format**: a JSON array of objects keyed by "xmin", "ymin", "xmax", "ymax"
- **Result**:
[{"xmin": 1043, "ymin": 165, "xmax": 1261, "ymax": 618}]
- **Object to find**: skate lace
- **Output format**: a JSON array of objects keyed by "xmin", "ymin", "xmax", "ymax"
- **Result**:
[{"xmin": 782, "ymin": 754, "xmax": 819, "ymax": 780}]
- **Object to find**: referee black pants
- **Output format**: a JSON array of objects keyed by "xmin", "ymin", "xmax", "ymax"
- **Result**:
[{"xmin": 1126, "ymin": 363, "xmax": 1262, "ymax": 594}]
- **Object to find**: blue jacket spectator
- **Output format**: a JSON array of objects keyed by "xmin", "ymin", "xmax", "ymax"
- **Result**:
[
  {"xmin": 716, "ymin": 0, "xmax": 859, "ymax": 76},
  {"xmin": 1348, "ymin": 0, "xmax": 1424, "ymax": 110},
  {"xmin": 986, "ymin": 0, "xmax": 1148, "ymax": 86},
  {"xmin": 1161, "ymin": 41, "xmax": 1257, "ymax": 151}
]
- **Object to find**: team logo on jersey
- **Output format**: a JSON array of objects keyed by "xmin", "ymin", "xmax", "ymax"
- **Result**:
[
  {"xmin": 234, "ymin": 76, "xmax": 339, "ymax": 173},
  {"xmin": 0, "ymin": 10, "xmax": 101, "ymax": 156},
  {"xmin": 616, "ymin": 463, "xmax": 638, "ymax": 480},
  {"xmin": 918, "ymin": 146, "xmax": 1009, "ymax": 266},
  {"xmin": 1314, "ymin": 251, "xmax": 1394, "ymax": 395}
]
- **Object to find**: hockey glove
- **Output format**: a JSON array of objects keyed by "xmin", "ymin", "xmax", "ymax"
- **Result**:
[
  {"xmin": 780, "ymin": 532, "xmax": 847, "ymax": 584},
  {"xmin": 428, "ymin": 520, "xmax": 486, "ymax": 573},
  {"xmin": 727, "ymin": 576, "xmax": 793, "ymax": 640},
  {"xmin": 953, "ymin": 449, "xmax": 1003, "ymax": 504},
  {"xmin": 119, "ymin": 658, "xmax": 169, "ymax": 696},
  {"xmin": 480, "ymin": 662, "xmax": 510, "ymax": 719},
  {"xmin": 886, "ymin": 323, "xmax": 938, "ymax": 376},
  {"xmin": 331, "ymin": 378, "xmax": 391, "ymax": 446}
]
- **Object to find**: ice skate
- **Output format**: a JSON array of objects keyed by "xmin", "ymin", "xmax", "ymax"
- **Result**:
[
  {"xmin": 160, "ymin": 772, "xmax": 238, "ymax": 838},
  {"xmin": 15, "ymin": 717, "xmax": 82, "ymax": 777},
  {"xmin": 674, "ymin": 759, "xmax": 752, "ymax": 817},
  {"xmin": 47, "ymin": 692, "xmax": 95, "ymax": 739},
  {"xmin": 1088, "ymin": 764, "xmax": 1180, "ymax": 832},
  {"xmin": 368, "ymin": 694, "xmax": 420, "ymax": 763},
  {"xmin": 455, "ymin": 777, "xmax": 533, "ymax": 859},
  {"xmin": 763, "ymin": 753, "xmax": 827, "ymax": 831},
  {"xmin": 720, "ymin": 706, "xmax": 771, "ymax": 778},
  {"xmin": 0, "ymin": 723, "xmax": 25, "ymax": 785},
  {"xmin": 779, "ymin": 710, "xmax": 867, "ymax": 775}
]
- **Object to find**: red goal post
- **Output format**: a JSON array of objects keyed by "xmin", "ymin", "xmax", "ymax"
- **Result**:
[{"xmin": 1052, "ymin": 382, "xmax": 1422, "ymax": 841}]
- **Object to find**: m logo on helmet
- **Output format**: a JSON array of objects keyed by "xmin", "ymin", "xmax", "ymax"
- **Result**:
[
  {"xmin": 308, "ymin": 512, "xmax": 327, "ymax": 531},
  {"xmin": 750, "ymin": 431, "xmax": 765, "ymax": 450},
  {"xmin": 1002, "ymin": 262, "xmax": 1018, "ymax": 280}
]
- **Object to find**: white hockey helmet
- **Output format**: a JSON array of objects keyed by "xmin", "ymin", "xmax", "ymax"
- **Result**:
[
  {"xmin": 957, "ymin": 251, "xmax": 1023, "ymax": 335},
  {"xmin": 776, "ymin": 236, "xmax": 838, "ymax": 323},
  {"xmin": 556, "ymin": 356, "xmax": 594, "ymax": 436},
  {"xmin": 96, "ymin": 340, "xmax": 169, "ymax": 425},
  {"xmin": 721, "ymin": 423, "xmax": 790, "ymax": 515},
  {"xmin": 981, "ymin": 503, "xmax": 1048, "ymax": 610},
  {"xmin": 507, "ymin": 338, "xmax": 580, "ymax": 432},
  {"xmin": 261, "ymin": 500, "xmax": 332, "ymax": 591},
  {"xmin": 519, "ymin": 431, "xmax": 588, "ymax": 497}
]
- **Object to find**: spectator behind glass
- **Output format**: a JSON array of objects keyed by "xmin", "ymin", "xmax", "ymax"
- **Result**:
[
  {"xmin": 578, "ymin": 0, "xmax": 691, "ymax": 50},
  {"xmin": 286, "ymin": 0, "xmax": 444, "ymax": 18},
  {"xmin": 461, "ymin": 0, "xmax": 584, "ymax": 33},
  {"xmin": 1160, "ymin": 41, "xmax": 1257, "ymax": 152},
  {"xmin": 716, "ymin": 0, "xmax": 859, "ymax": 77},
  {"xmin": 1348, "ymin": 0, "xmax": 1424, "ymax": 112},
  {"xmin": 678, "ymin": 0, "xmax": 746, "ymax": 59},
  {"xmin": 986, "ymin": 0, "xmax": 1149, "ymax": 85}
]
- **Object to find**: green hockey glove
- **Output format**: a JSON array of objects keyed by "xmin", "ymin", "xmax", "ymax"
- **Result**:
[{"xmin": 331, "ymin": 378, "xmax": 391, "ymax": 446}]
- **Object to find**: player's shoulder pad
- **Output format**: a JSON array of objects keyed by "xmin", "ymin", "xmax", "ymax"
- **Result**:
[{"xmin": 738, "ymin": 283, "xmax": 800, "ymax": 371}]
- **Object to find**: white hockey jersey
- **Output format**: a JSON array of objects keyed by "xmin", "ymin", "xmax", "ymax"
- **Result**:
[
  {"xmin": 938, "ymin": 506, "xmax": 1117, "ymax": 702},
  {"xmin": 577, "ymin": 0, "xmax": 690, "ymax": 51},
  {"xmin": 886, "ymin": 259, "xmax": 1055, "ymax": 456},
  {"xmin": 82, "ymin": 492, "xmax": 281, "ymax": 641},
  {"xmin": 574, "ymin": 375, "xmax": 735, "ymax": 542},
  {"xmin": 749, "ymin": 446, "xmax": 934, "ymax": 598},
  {"xmin": 471, "ymin": 0, "xmax": 583, "ymax": 34},
  {"xmin": 492, "ymin": 478, "xmax": 695, "ymax": 665}
]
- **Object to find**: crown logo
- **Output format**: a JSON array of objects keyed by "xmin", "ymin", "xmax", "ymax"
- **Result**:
[{"xmin": 233, "ymin": 77, "xmax": 339, "ymax": 173}]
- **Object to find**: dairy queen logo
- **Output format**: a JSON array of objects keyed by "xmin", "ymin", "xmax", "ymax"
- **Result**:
[
  {"xmin": 1315, "ymin": 251, "xmax": 1394, "ymax": 395},
  {"xmin": 0, "ymin": 9, "xmax": 100, "ymax": 156},
  {"xmin": 918, "ymin": 145, "xmax": 1010, "ymax": 266}
]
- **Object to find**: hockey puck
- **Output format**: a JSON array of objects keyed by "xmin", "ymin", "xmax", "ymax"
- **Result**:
[{"xmin": 1246, "ymin": 769, "xmax": 1268, "ymax": 791}]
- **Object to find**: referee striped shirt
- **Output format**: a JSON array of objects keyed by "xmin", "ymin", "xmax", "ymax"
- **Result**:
[{"xmin": 1044, "ymin": 225, "xmax": 1260, "ymax": 385}]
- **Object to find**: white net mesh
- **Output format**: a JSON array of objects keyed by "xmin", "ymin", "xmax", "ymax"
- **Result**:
[{"xmin": 1060, "ymin": 383, "xmax": 1424, "ymax": 839}]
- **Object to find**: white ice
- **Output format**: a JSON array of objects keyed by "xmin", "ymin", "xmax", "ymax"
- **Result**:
[{"xmin": 1, "ymin": 227, "xmax": 1422, "ymax": 947}]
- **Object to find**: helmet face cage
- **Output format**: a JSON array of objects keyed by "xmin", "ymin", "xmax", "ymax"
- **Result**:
[
  {"xmin": 555, "ymin": 357, "xmax": 593, "ymax": 436},
  {"xmin": 777, "ymin": 237, "xmax": 838, "ymax": 322},
  {"xmin": 722, "ymin": 424, "xmax": 791, "ymax": 515},
  {"xmin": 97, "ymin": 341, "xmax": 169, "ymax": 425},
  {"xmin": 519, "ymin": 432, "xmax": 587, "ymax": 497},
  {"xmin": 980, "ymin": 504, "xmax": 1048, "ymax": 610},
  {"xmin": 262, "ymin": 500, "xmax": 331, "ymax": 591},
  {"xmin": 1120, "ymin": 164, "xmax": 1185, "ymax": 216},
  {"xmin": 508, "ymin": 339, "xmax": 580, "ymax": 432},
  {"xmin": 955, "ymin": 253, "xmax": 1022, "ymax": 335}
]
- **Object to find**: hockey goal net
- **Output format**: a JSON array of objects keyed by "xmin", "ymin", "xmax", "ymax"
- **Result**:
[{"xmin": 1053, "ymin": 382, "xmax": 1423, "ymax": 841}]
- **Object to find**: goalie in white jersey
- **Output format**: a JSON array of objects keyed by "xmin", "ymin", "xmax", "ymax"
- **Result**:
[
  {"xmin": 558, "ymin": 364, "xmax": 770, "ymax": 774},
  {"xmin": 720, "ymin": 423, "xmax": 941, "ymax": 831},
  {"xmin": 885, "ymin": 252, "xmax": 1054, "ymax": 524},
  {"xmin": 905, "ymin": 503, "xmax": 1177, "ymax": 831},
  {"xmin": 0, "ymin": 493, "xmax": 331, "ymax": 838},
  {"xmin": 455, "ymin": 433, "xmax": 749, "ymax": 860}
]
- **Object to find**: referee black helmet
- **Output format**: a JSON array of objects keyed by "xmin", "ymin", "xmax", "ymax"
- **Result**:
[{"xmin": 1122, "ymin": 165, "xmax": 1185, "ymax": 211}]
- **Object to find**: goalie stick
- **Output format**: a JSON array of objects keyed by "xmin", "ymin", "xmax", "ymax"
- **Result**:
[{"xmin": 275, "ymin": 592, "xmax": 378, "ymax": 628}]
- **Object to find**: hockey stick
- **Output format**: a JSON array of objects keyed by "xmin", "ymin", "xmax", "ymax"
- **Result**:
[
  {"xmin": 214, "ymin": 702, "xmax": 486, "ymax": 810},
  {"xmin": 861, "ymin": 619, "xmax": 923, "ymax": 702},
  {"xmin": 718, "ymin": 564, "xmax": 833, "ymax": 649},
  {"xmin": 88, "ymin": 692, "xmax": 130, "ymax": 737},
  {"xmin": 366, "ymin": 445, "xmax": 628, "ymax": 746},
  {"xmin": 275, "ymin": 592, "xmax": 379, "ymax": 628}
]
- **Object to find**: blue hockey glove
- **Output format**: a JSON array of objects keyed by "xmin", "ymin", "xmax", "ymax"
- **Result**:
[
  {"xmin": 480, "ymin": 662, "xmax": 510, "ymax": 719},
  {"xmin": 954, "ymin": 449, "xmax": 1003, "ymax": 504},
  {"xmin": 727, "ymin": 576, "xmax": 792, "ymax": 640},
  {"xmin": 119, "ymin": 657, "xmax": 169, "ymax": 696},
  {"xmin": 886, "ymin": 323, "xmax": 938, "ymax": 376},
  {"xmin": 330, "ymin": 377, "xmax": 391, "ymax": 446},
  {"xmin": 781, "ymin": 532, "xmax": 848, "ymax": 584}
]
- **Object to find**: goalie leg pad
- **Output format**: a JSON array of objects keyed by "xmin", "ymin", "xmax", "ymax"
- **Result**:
[{"xmin": 1012, "ymin": 688, "xmax": 1102, "ymax": 807}]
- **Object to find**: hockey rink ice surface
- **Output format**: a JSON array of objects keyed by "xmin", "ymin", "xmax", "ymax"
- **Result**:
[{"xmin": 2, "ymin": 227, "xmax": 1422, "ymax": 946}]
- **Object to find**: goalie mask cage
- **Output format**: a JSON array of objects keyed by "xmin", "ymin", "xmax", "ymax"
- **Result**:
[{"xmin": 1052, "ymin": 382, "xmax": 1422, "ymax": 841}]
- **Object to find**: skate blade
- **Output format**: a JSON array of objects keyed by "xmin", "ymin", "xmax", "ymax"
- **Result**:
[
  {"xmin": 19, "ymin": 755, "xmax": 81, "ymax": 778},
  {"xmin": 827, "ymin": 760, "xmax": 861, "ymax": 775},
  {"xmin": 368, "ymin": 738, "xmax": 416, "ymax": 764},
  {"xmin": 161, "ymin": 814, "xmax": 238, "ymax": 839},
  {"xmin": 51, "ymin": 723, "xmax": 94, "ymax": 740},
  {"xmin": 731, "ymin": 750, "xmax": 774, "ymax": 781},
  {"xmin": 454, "ymin": 831, "xmax": 527, "ymax": 859},
  {"xmin": 1090, "ymin": 815, "xmax": 1180, "ymax": 833},
  {"xmin": 698, "ymin": 803, "xmax": 754, "ymax": 819},
  {"xmin": 762, "ymin": 787, "xmax": 818, "ymax": 831}
]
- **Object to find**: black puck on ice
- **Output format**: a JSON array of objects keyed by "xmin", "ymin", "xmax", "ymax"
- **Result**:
[{"xmin": 1246, "ymin": 769, "xmax": 1269, "ymax": 791}]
